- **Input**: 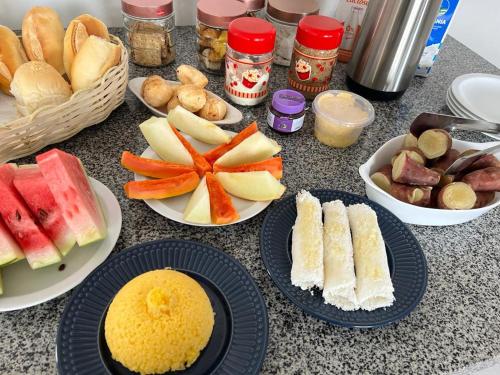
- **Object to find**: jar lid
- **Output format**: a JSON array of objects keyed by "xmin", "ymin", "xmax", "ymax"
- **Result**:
[
  {"xmin": 197, "ymin": 0, "xmax": 248, "ymax": 28},
  {"xmin": 266, "ymin": 0, "xmax": 319, "ymax": 24},
  {"xmin": 228, "ymin": 18, "xmax": 276, "ymax": 54},
  {"xmin": 121, "ymin": 0, "xmax": 173, "ymax": 18},
  {"xmin": 296, "ymin": 15, "xmax": 344, "ymax": 50},
  {"xmin": 272, "ymin": 89, "xmax": 306, "ymax": 115},
  {"xmin": 237, "ymin": 0, "xmax": 265, "ymax": 12}
]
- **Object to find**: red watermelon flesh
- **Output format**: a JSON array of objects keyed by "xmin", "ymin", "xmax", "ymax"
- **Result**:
[
  {"xmin": 36, "ymin": 149, "xmax": 107, "ymax": 247},
  {"xmin": 0, "ymin": 164, "xmax": 61, "ymax": 269},
  {"xmin": 14, "ymin": 165, "xmax": 76, "ymax": 256},
  {"xmin": 0, "ymin": 217, "xmax": 24, "ymax": 266}
]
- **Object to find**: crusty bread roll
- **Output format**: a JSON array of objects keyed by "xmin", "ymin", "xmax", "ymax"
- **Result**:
[
  {"xmin": 22, "ymin": 7, "xmax": 65, "ymax": 74},
  {"xmin": 63, "ymin": 14, "xmax": 109, "ymax": 79},
  {"xmin": 71, "ymin": 36, "xmax": 121, "ymax": 92},
  {"xmin": 0, "ymin": 25, "xmax": 28, "ymax": 95},
  {"xmin": 141, "ymin": 75, "xmax": 174, "ymax": 108},
  {"xmin": 10, "ymin": 61, "xmax": 72, "ymax": 116}
]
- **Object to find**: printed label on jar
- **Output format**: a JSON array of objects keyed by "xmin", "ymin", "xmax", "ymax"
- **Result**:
[
  {"xmin": 224, "ymin": 55, "xmax": 272, "ymax": 105},
  {"xmin": 267, "ymin": 111, "xmax": 304, "ymax": 133},
  {"xmin": 288, "ymin": 48, "xmax": 338, "ymax": 98}
]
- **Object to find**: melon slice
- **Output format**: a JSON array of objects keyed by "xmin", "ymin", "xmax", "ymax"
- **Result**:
[
  {"xmin": 0, "ymin": 164, "xmax": 61, "ymax": 269},
  {"xmin": 168, "ymin": 105, "xmax": 231, "ymax": 145},
  {"xmin": 215, "ymin": 171, "xmax": 286, "ymax": 201},
  {"xmin": 14, "ymin": 165, "xmax": 76, "ymax": 256},
  {"xmin": 0, "ymin": 217, "xmax": 24, "ymax": 266},
  {"xmin": 121, "ymin": 151, "xmax": 196, "ymax": 179},
  {"xmin": 214, "ymin": 132, "xmax": 282, "ymax": 167},
  {"xmin": 139, "ymin": 117, "xmax": 193, "ymax": 166},
  {"xmin": 204, "ymin": 122, "xmax": 258, "ymax": 165},
  {"xmin": 36, "ymin": 149, "xmax": 107, "ymax": 247},
  {"xmin": 205, "ymin": 172, "xmax": 239, "ymax": 224},
  {"xmin": 124, "ymin": 171, "xmax": 200, "ymax": 200},
  {"xmin": 213, "ymin": 157, "xmax": 283, "ymax": 179},
  {"xmin": 170, "ymin": 125, "xmax": 212, "ymax": 176},
  {"xmin": 184, "ymin": 176, "xmax": 211, "ymax": 224}
]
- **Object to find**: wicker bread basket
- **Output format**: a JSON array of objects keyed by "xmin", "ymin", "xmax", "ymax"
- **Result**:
[{"xmin": 0, "ymin": 35, "xmax": 128, "ymax": 163}]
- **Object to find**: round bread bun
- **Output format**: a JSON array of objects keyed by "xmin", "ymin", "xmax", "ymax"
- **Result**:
[
  {"xmin": 64, "ymin": 14, "xmax": 110, "ymax": 79},
  {"xmin": 142, "ymin": 75, "xmax": 174, "ymax": 108},
  {"xmin": 10, "ymin": 61, "xmax": 72, "ymax": 116},
  {"xmin": 0, "ymin": 26, "xmax": 28, "ymax": 95},
  {"xmin": 71, "ymin": 35, "xmax": 121, "ymax": 92},
  {"xmin": 22, "ymin": 6, "xmax": 65, "ymax": 74}
]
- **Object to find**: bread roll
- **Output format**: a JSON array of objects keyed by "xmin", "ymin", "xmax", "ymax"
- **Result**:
[
  {"xmin": 71, "ymin": 36, "xmax": 121, "ymax": 92},
  {"xmin": 141, "ymin": 75, "xmax": 174, "ymax": 107},
  {"xmin": 10, "ymin": 61, "xmax": 72, "ymax": 116},
  {"xmin": 22, "ymin": 7, "xmax": 65, "ymax": 74},
  {"xmin": 0, "ymin": 25, "xmax": 28, "ymax": 95},
  {"xmin": 64, "ymin": 14, "xmax": 109, "ymax": 79}
]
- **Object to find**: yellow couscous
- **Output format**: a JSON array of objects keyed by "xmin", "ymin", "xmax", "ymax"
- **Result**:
[{"xmin": 104, "ymin": 269, "xmax": 215, "ymax": 374}]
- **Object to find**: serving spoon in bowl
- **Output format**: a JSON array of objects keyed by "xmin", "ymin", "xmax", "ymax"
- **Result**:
[
  {"xmin": 444, "ymin": 143, "xmax": 500, "ymax": 175},
  {"xmin": 410, "ymin": 112, "xmax": 500, "ymax": 137}
]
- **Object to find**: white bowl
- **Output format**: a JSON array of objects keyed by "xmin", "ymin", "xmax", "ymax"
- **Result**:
[{"xmin": 359, "ymin": 135, "xmax": 500, "ymax": 226}]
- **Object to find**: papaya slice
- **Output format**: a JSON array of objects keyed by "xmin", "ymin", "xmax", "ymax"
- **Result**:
[
  {"xmin": 170, "ymin": 125, "xmax": 212, "ymax": 177},
  {"xmin": 203, "ymin": 122, "xmax": 258, "ymax": 165},
  {"xmin": 213, "ymin": 157, "xmax": 283, "ymax": 179},
  {"xmin": 121, "ymin": 151, "xmax": 196, "ymax": 178},
  {"xmin": 124, "ymin": 172, "xmax": 200, "ymax": 200},
  {"xmin": 205, "ymin": 172, "xmax": 239, "ymax": 224}
]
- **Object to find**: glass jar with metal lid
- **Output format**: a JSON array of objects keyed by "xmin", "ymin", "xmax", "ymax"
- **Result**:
[
  {"xmin": 122, "ymin": 0, "xmax": 176, "ymax": 67},
  {"xmin": 225, "ymin": 17, "xmax": 276, "ymax": 106},
  {"xmin": 288, "ymin": 15, "xmax": 344, "ymax": 99},
  {"xmin": 237, "ymin": 0, "xmax": 266, "ymax": 17},
  {"xmin": 265, "ymin": 0, "xmax": 319, "ymax": 66},
  {"xmin": 197, "ymin": 0, "xmax": 247, "ymax": 75}
]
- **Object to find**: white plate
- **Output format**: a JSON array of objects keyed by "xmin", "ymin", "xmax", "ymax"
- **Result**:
[
  {"xmin": 128, "ymin": 77, "xmax": 243, "ymax": 125},
  {"xmin": 359, "ymin": 135, "xmax": 500, "ymax": 226},
  {"xmin": 135, "ymin": 132, "xmax": 273, "ymax": 227},
  {"xmin": 451, "ymin": 73, "xmax": 500, "ymax": 123},
  {"xmin": 0, "ymin": 178, "xmax": 122, "ymax": 311}
]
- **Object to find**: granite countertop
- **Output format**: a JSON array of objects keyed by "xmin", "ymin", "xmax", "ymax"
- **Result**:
[{"xmin": 1, "ymin": 27, "xmax": 499, "ymax": 375}]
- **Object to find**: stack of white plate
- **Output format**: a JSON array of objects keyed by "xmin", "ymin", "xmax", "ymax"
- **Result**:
[{"xmin": 446, "ymin": 73, "xmax": 500, "ymax": 140}]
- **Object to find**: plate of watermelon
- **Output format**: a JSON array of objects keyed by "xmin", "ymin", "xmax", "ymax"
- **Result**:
[{"xmin": 0, "ymin": 149, "xmax": 122, "ymax": 311}]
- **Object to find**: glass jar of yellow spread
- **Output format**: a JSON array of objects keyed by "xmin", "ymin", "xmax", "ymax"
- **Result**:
[{"xmin": 312, "ymin": 90, "xmax": 374, "ymax": 148}]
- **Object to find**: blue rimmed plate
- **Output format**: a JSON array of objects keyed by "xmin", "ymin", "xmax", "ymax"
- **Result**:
[
  {"xmin": 260, "ymin": 190, "xmax": 427, "ymax": 328},
  {"xmin": 57, "ymin": 239, "xmax": 268, "ymax": 374}
]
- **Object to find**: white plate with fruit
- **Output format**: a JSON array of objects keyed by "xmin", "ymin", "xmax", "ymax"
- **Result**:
[
  {"xmin": 0, "ymin": 150, "xmax": 122, "ymax": 311},
  {"xmin": 121, "ymin": 114, "xmax": 286, "ymax": 226},
  {"xmin": 359, "ymin": 132, "xmax": 500, "ymax": 226}
]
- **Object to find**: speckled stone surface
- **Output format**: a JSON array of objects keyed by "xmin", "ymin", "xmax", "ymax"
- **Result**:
[{"xmin": 1, "ymin": 27, "xmax": 499, "ymax": 375}]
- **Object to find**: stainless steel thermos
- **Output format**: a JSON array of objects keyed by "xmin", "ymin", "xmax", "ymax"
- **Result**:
[{"xmin": 346, "ymin": 0, "xmax": 442, "ymax": 100}]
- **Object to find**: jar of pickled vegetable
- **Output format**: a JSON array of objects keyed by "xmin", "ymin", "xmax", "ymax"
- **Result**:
[
  {"xmin": 196, "ymin": 0, "xmax": 247, "ymax": 75},
  {"xmin": 122, "ymin": 0, "xmax": 176, "ymax": 67}
]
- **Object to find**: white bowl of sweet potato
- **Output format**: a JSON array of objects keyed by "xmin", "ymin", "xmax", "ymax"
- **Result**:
[{"xmin": 359, "ymin": 133, "xmax": 500, "ymax": 226}]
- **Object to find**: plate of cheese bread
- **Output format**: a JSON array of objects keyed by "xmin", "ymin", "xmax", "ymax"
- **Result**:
[{"xmin": 260, "ymin": 189, "xmax": 428, "ymax": 328}]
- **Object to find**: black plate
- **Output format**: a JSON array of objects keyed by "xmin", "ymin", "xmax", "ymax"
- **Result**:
[
  {"xmin": 260, "ymin": 190, "xmax": 427, "ymax": 328},
  {"xmin": 57, "ymin": 239, "xmax": 268, "ymax": 374}
]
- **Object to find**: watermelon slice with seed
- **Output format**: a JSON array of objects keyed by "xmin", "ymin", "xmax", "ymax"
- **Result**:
[
  {"xmin": 0, "ymin": 164, "xmax": 61, "ymax": 269},
  {"xmin": 0, "ymin": 217, "xmax": 24, "ymax": 266},
  {"xmin": 36, "ymin": 149, "xmax": 107, "ymax": 247},
  {"xmin": 14, "ymin": 165, "xmax": 76, "ymax": 256}
]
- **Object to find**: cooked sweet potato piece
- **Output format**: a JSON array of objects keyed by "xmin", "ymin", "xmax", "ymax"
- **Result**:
[
  {"xmin": 213, "ymin": 157, "xmax": 283, "ymax": 179},
  {"xmin": 467, "ymin": 154, "xmax": 500, "ymax": 171},
  {"xmin": 203, "ymin": 122, "xmax": 258, "ymax": 165},
  {"xmin": 473, "ymin": 191, "xmax": 496, "ymax": 208},
  {"xmin": 170, "ymin": 125, "xmax": 212, "ymax": 176},
  {"xmin": 205, "ymin": 172, "xmax": 239, "ymax": 224},
  {"xmin": 437, "ymin": 174, "xmax": 455, "ymax": 188},
  {"xmin": 391, "ymin": 147, "xmax": 426, "ymax": 166},
  {"xmin": 403, "ymin": 133, "xmax": 418, "ymax": 148},
  {"xmin": 437, "ymin": 182, "xmax": 477, "ymax": 210},
  {"xmin": 390, "ymin": 183, "xmax": 432, "ymax": 206},
  {"xmin": 124, "ymin": 172, "xmax": 200, "ymax": 199},
  {"xmin": 121, "ymin": 151, "xmax": 196, "ymax": 178},
  {"xmin": 462, "ymin": 167, "xmax": 500, "ymax": 191},
  {"xmin": 370, "ymin": 164, "xmax": 392, "ymax": 193},
  {"xmin": 431, "ymin": 149, "xmax": 460, "ymax": 172},
  {"xmin": 417, "ymin": 129, "xmax": 452, "ymax": 159},
  {"xmin": 392, "ymin": 153, "xmax": 440, "ymax": 186}
]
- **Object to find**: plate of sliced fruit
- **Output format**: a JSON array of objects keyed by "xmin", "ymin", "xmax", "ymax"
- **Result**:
[
  {"xmin": 0, "ymin": 149, "xmax": 122, "ymax": 311},
  {"xmin": 121, "ymin": 113, "xmax": 286, "ymax": 226}
]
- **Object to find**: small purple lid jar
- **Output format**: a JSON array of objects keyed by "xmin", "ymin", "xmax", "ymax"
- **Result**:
[{"xmin": 267, "ymin": 89, "xmax": 306, "ymax": 133}]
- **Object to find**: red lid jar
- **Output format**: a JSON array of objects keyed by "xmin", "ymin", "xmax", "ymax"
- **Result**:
[
  {"xmin": 288, "ymin": 15, "xmax": 344, "ymax": 99},
  {"xmin": 225, "ymin": 17, "xmax": 276, "ymax": 106}
]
